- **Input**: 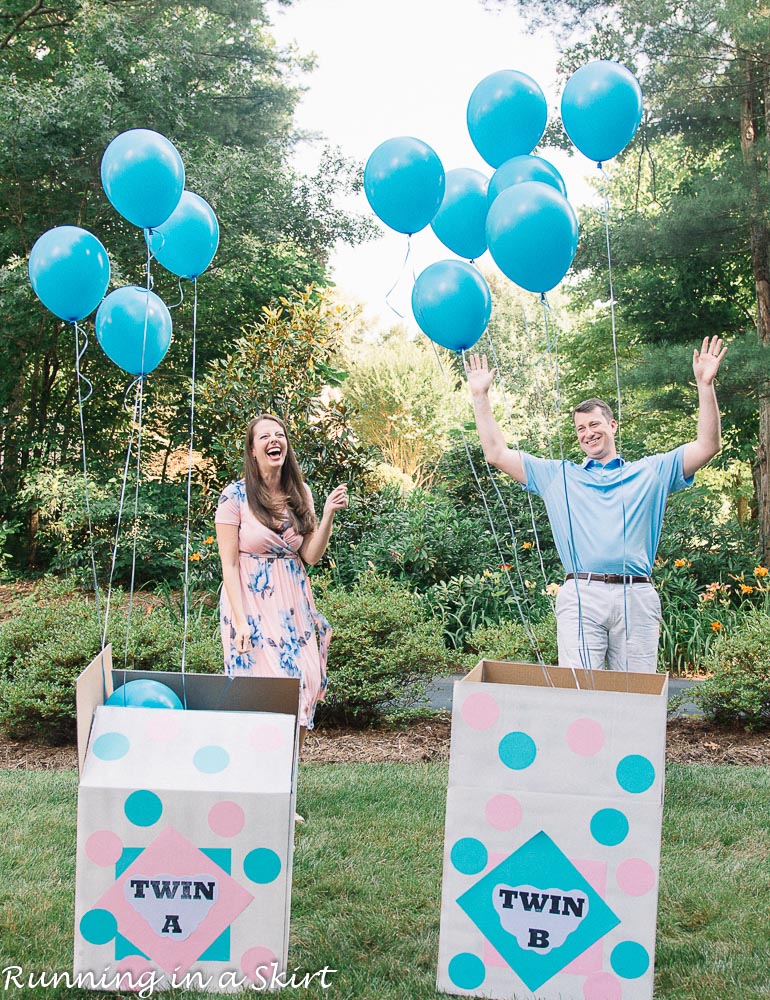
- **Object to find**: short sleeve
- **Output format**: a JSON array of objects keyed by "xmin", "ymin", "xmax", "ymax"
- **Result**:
[
  {"xmin": 522, "ymin": 454, "xmax": 566, "ymax": 497},
  {"xmin": 214, "ymin": 481, "xmax": 244, "ymax": 526},
  {"xmin": 646, "ymin": 445, "xmax": 693, "ymax": 494}
]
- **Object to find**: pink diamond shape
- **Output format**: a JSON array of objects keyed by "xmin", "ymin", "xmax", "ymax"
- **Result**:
[{"xmin": 96, "ymin": 825, "xmax": 255, "ymax": 976}]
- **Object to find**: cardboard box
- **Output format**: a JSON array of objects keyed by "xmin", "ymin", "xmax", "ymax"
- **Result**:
[
  {"xmin": 437, "ymin": 660, "xmax": 668, "ymax": 1000},
  {"xmin": 73, "ymin": 646, "xmax": 301, "ymax": 994}
]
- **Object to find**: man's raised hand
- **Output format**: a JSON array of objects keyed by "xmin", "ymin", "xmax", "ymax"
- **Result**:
[{"xmin": 693, "ymin": 336, "xmax": 727, "ymax": 386}]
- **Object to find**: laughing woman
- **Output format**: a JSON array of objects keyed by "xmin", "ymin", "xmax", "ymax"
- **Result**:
[{"xmin": 215, "ymin": 414, "xmax": 348, "ymax": 746}]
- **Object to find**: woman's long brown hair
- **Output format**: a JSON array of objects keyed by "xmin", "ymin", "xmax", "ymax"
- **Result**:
[{"xmin": 243, "ymin": 414, "xmax": 316, "ymax": 536}]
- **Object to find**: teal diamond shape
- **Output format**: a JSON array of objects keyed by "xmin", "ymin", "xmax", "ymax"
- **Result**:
[{"xmin": 457, "ymin": 830, "xmax": 620, "ymax": 991}]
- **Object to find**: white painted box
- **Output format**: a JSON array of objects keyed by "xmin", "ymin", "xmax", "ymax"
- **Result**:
[
  {"xmin": 73, "ymin": 646, "xmax": 301, "ymax": 993},
  {"xmin": 437, "ymin": 660, "xmax": 668, "ymax": 1000}
]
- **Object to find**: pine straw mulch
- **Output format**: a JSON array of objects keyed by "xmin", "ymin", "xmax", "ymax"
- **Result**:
[{"xmin": 1, "ymin": 716, "xmax": 768, "ymax": 771}]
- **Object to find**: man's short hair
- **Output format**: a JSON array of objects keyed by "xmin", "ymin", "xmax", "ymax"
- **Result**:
[{"xmin": 572, "ymin": 398, "xmax": 615, "ymax": 422}]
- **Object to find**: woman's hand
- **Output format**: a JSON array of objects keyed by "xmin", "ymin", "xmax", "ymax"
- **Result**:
[
  {"xmin": 232, "ymin": 620, "xmax": 251, "ymax": 655},
  {"xmin": 323, "ymin": 483, "xmax": 349, "ymax": 518}
]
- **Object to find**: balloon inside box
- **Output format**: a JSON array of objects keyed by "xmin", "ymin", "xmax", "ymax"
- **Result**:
[{"xmin": 74, "ymin": 646, "xmax": 302, "ymax": 993}]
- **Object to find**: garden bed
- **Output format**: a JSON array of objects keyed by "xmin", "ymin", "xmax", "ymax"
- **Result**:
[{"xmin": 1, "ymin": 715, "xmax": 767, "ymax": 769}]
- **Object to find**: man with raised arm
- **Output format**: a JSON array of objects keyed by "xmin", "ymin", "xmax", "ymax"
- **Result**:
[{"xmin": 465, "ymin": 336, "xmax": 727, "ymax": 672}]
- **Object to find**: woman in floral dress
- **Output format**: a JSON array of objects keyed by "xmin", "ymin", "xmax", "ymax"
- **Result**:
[{"xmin": 215, "ymin": 414, "xmax": 348, "ymax": 741}]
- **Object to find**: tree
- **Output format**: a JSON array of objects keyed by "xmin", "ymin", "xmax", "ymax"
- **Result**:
[
  {"xmin": 487, "ymin": 0, "xmax": 770, "ymax": 557},
  {"xmin": 0, "ymin": 0, "xmax": 372, "ymax": 557}
]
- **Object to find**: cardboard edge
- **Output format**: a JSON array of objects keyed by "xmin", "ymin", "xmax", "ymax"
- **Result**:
[
  {"xmin": 462, "ymin": 659, "xmax": 668, "ymax": 697},
  {"xmin": 75, "ymin": 645, "xmax": 113, "ymax": 775}
]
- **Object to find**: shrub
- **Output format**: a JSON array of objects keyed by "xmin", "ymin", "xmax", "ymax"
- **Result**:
[
  {"xmin": 464, "ymin": 615, "xmax": 558, "ymax": 669},
  {"xmin": 693, "ymin": 610, "xmax": 770, "ymax": 730},
  {"xmin": 0, "ymin": 579, "xmax": 221, "ymax": 742},
  {"xmin": 313, "ymin": 573, "xmax": 459, "ymax": 726}
]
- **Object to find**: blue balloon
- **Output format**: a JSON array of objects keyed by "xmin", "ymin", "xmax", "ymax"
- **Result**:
[
  {"xmin": 106, "ymin": 678, "xmax": 183, "ymax": 710},
  {"xmin": 412, "ymin": 260, "xmax": 492, "ymax": 352},
  {"xmin": 430, "ymin": 168, "xmax": 489, "ymax": 260},
  {"xmin": 364, "ymin": 137, "xmax": 445, "ymax": 235},
  {"xmin": 28, "ymin": 226, "xmax": 110, "ymax": 323},
  {"xmin": 561, "ymin": 61, "xmax": 643, "ymax": 164},
  {"xmin": 101, "ymin": 129, "xmax": 185, "ymax": 229},
  {"xmin": 488, "ymin": 155, "xmax": 567, "ymax": 206},
  {"xmin": 95, "ymin": 286, "xmax": 172, "ymax": 375},
  {"xmin": 467, "ymin": 70, "xmax": 548, "ymax": 168},
  {"xmin": 486, "ymin": 181, "xmax": 579, "ymax": 293},
  {"xmin": 148, "ymin": 191, "xmax": 219, "ymax": 278}
]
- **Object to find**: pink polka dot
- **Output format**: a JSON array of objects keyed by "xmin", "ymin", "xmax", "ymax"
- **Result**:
[
  {"xmin": 485, "ymin": 794, "xmax": 523, "ymax": 831},
  {"xmin": 208, "ymin": 800, "xmax": 246, "ymax": 837},
  {"xmin": 249, "ymin": 722, "xmax": 287, "ymax": 752},
  {"xmin": 241, "ymin": 946, "xmax": 278, "ymax": 984},
  {"xmin": 85, "ymin": 830, "xmax": 123, "ymax": 866},
  {"xmin": 460, "ymin": 692, "xmax": 500, "ymax": 730},
  {"xmin": 566, "ymin": 717, "xmax": 605, "ymax": 756},
  {"xmin": 583, "ymin": 971, "xmax": 622, "ymax": 1000},
  {"xmin": 144, "ymin": 715, "xmax": 183, "ymax": 742},
  {"xmin": 616, "ymin": 857, "xmax": 656, "ymax": 896}
]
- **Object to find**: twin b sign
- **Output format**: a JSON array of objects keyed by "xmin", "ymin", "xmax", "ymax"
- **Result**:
[
  {"xmin": 493, "ymin": 883, "xmax": 588, "ymax": 953},
  {"xmin": 125, "ymin": 873, "xmax": 218, "ymax": 940}
]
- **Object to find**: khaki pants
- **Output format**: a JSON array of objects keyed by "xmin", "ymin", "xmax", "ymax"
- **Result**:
[{"xmin": 555, "ymin": 577, "xmax": 661, "ymax": 673}]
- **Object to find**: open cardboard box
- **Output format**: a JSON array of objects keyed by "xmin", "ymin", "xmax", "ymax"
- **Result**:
[
  {"xmin": 437, "ymin": 660, "xmax": 668, "ymax": 1000},
  {"xmin": 73, "ymin": 645, "xmax": 301, "ymax": 993}
]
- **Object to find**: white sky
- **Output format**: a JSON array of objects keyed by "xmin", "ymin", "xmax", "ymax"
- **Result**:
[{"xmin": 270, "ymin": 0, "xmax": 599, "ymax": 330}]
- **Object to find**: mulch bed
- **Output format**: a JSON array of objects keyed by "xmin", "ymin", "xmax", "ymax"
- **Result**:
[{"xmin": 1, "ymin": 717, "xmax": 767, "ymax": 770}]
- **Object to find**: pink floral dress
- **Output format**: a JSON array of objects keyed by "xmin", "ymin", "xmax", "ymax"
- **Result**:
[{"xmin": 214, "ymin": 479, "xmax": 330, "ymax": 728}]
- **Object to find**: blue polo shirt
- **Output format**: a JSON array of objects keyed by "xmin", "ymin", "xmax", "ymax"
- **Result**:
[{"xmin": 522, "ymin": 446, "xmax": 693, "ymax": 576}]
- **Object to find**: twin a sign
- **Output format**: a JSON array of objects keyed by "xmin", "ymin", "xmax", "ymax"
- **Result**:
[
  {"xmin": 456, "ymin": 831, "xmax": 620, "ymax": 993},
  {"xmin": 124, "ymin": 874, "xmax": 219, "ymax": 939}
]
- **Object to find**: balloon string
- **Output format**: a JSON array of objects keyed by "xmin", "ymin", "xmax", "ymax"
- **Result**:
[
  {"xmin": 482, "ymin": 327, "xmax": 550, "ymax": 595},
  {"xmin": 179, "ymin": 278, "xmax": 199, "ymax": 708},
  {"xmin": 384, "ymin": 235, "xmax": 414, "ymax": 319},
  {"xmin": 101, "ymin": 381, "xmax": 141, "ymax": 652},
  {"xmin": 123, "ymin": 374, "xmax": 146, "ymax": 670},
  {"xmin": 73, "ymin": 322, "xmax": 103, "ymax": 637},
  {"xmin": 168, "ymin": 279, "xmax": 185, "ymax": 310},
  {"xmin": 540, "ymin": 293, "xmax": 594, "ymax": 686},
  {"xmin": 430, "ymin": 342, "xmax": 551, "ymax": 677},
  {"xmin": 599, "ymin": 165, "xmax": 624, "ymax": 455},
  {"xmin": 519, "ymin": 298, "xmax": 555, "ymax": 460}
]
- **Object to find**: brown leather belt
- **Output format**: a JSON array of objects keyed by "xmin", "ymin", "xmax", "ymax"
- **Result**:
[{"xmin": 565, "ymin": 572, "xmax": 652, "ymax": 585}]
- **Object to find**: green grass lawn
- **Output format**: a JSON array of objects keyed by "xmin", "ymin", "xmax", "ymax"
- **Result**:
[{"xmin": 0, "ymin": 763, "xmax": 769, "ymax": 999}]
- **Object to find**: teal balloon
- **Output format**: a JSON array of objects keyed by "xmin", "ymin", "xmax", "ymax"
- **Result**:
[
  {"xmin": 148, "ymin": 191, "xmax": 219, "ymax": 278},
  {"xmin": 488, "ymin": 155, "xmax": 567, "ymax": 206},
  {"xmin": 430, "ymin": 167, "xmax": 489, "ymax": 260},
  {"xmin": 467, "ymin": 70, "xmax": 547, "ymax": 168},
  {"xmin": 101, "ymin": 129, "xmax": 185, "ymax": 229},
  {"xmin": 561, "ymin": 61, "xmax": 643, "ymax": 163},
  {"xmin": 412, "ymin": 260, "xmax": 491, "ymax": 352},
  {"xmin": 28, "ymin": 226, "xmax": 110, "ymax": 322},
  {"xmin": 364, "ymin": 137, "xmax": 445, "ymax": 235},
  {"xmin": 95, "ymin": 286, "xmax": 172, "ymax": 375},
  {"xmin": 486, "ymin": 181, "xmax": 578, "ymax": 293},
  {"xmin": 106, "ymin": 679, "xmax": 183, "ymax": 710}
]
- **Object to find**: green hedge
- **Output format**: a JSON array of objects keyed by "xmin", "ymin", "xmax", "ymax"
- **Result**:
[{"xmin": 694, "ymin": 610, "xmax": 770, "ymax": 730}]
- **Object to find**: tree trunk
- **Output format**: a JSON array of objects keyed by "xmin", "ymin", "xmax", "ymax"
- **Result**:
[{"xmin": 741, "ymin": 55, "xmax": 770, "ymax": 564}]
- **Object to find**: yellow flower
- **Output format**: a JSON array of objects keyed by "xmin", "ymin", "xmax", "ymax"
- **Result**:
[
  {"xmin": 189, "ymin": 552, "xmax": 202, "ymax": 562},
  {"xmin": 674, "ymin": 558, "xmax": 688, "ymax": 568},
  {"xmin": 204, "ymin": 536, "xmax": 214, "ymax": 545},
  {"xmin": 524, "ymin": 579, "xmax": 535, "ymax": 589},
  {"xmin": 545, "ymin": 582, "xmax": 560, "ymax": 597},
  {"xmin": 710, "ymin": 621, "xmax": 723, "ymax": 632},
  {"xmin": 754, "ymin": 566, "xmax": 769, "ymax": 578},
  {"xmin": 740, "ymin": 583, "xmax": 755, "ymax": 595},
  {"xmin": 522, "ymin": 541, "xmax": 533, "ymax": 550}
]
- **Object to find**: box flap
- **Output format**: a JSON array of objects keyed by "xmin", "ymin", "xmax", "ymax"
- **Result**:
[
  {"xmin": 109, "ymin": 670, "xmax": 301, "ymax": 717},
  {"xmin": 464, "ymin": 659, "xmax": 668, "ymax": 697},
  {"xmin": 76, "ymin": 645, "xmax": 114, "ymax": 774}
]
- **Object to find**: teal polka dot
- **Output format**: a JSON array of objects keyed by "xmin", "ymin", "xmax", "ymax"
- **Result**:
[
  {"xmin": 590, "ymin": 807, "xmax": 629, "ymax": 846},
  {"xmin": 124, "ymin": 790, "xmax": 163, "ymax": 827},
  {"xmin": 243, "ymin": 848, "xmax": 282, "ymax": 884},
  {"xmin": 611, "ymin": 940, "xmax": 650, "ymax": 978},
  {"xmin": 80, "ymin": 908, "xmax": 117, "ymax": 945},
  {"xmin": 617, "ymin": 754, "xmax": 655, "ymax": 793},
  {"xmin": 450, "ymin": 838, "xmax": 488, "ymax": 875},
  {"xmin": 93, "ymin": 732, "xmax": 129, "ymax": 761},
  {"xmin": 498, "ymin": 731, "xmax": 536, "ymax": 770},
  {"xmin": 448, "ymin": 953, "xmax": 485, "ymax": 990},
  {"xmin": 194, "ymin": 745, "xmax": 230, "ymax": 774}
]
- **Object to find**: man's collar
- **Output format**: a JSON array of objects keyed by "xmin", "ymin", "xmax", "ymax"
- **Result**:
[{"xmin": 583, "ymin": 455, "xmax": 624, "ymax": 470}]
